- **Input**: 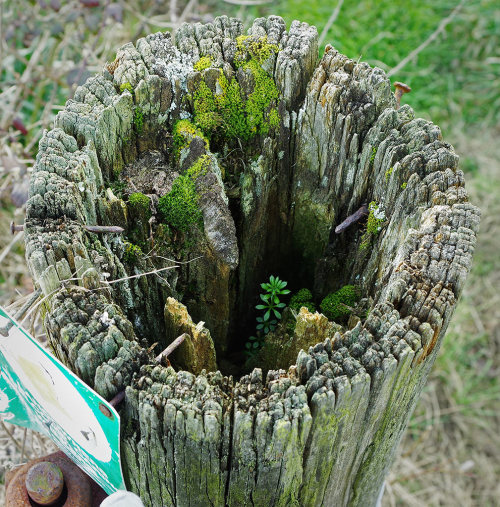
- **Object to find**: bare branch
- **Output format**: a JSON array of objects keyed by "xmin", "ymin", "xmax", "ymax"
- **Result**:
[
  {"xmin": 388, "ymin": 0, "xmax": 466, "ymax": 78},
  {"xmin": 318, "ymin": 0, "xmax": 345, "ymax": 48}
]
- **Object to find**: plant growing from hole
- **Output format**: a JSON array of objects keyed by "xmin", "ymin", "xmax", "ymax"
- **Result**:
[{"xmin": 245, "ymin": 275, "xmax": 290, "ymax": 357}]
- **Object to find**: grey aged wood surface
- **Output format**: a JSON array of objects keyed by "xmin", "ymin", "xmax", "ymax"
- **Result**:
[{"xmin": 24, "ymin": 15, "xmax": 479, "ymax": 507}]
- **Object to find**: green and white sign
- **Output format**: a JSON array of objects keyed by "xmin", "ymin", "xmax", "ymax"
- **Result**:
[{"xmin": 0, "ymin": 306, "xmax": 125, "ymax": 494}]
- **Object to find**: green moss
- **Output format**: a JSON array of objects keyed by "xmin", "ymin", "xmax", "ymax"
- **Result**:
[
  {"xmin": 191, "ymin": 35, "xmax": 280, "ymax": 143},
  {"xmin": 173, "ymin": 119, "xmax": 210, "ymax": 157},
  {"xmin": 119, "ymin": 82, "xmax": 134, "ymax": 95},
  {"xmin": 133, "ymin": 107, "xmax": 144, "ymax": 133},
  {"xmin": 370, "ymin": 146, "xmax": 377, "ymax": 163},
  {"xmin": 385, "ymin": 166, "xmax": 394, "ymax": 181},
  {"xmin": 320, "ymin": 285, "xmax": 361, "ymax": 322},
  {"xmin": 234, "ymin": 35, "xmax": 279, "ymax": 66},
  {"xmin": 128, "ymin": 192, "xmax": 151, "ymax": 218},
  {"xmin": 359, "ymin": 201, "xmax": 385, "ymax": 251},
  {"xmin": 401, "ymin": 182, "xmax": 407, "ymax": 189},
  {"xmin": 193, "ymin": 55, "xmax": 212, "ymax": 72},
  {"xmin": 186, "ymin": 154, "xmax": 211, "ymax": 180},
  {"xmin": 216, "ymin": 72, "xmax": 248, "ymax": 139},
  {"xmin": 123, "ymin": 241, "xmax": 142, "ymax": 263},
  {"xmin": 243, "ymin": 59, "xmax": 280, "ymax": 136},
  {"xmin": 158, "ymin": 175, "xmax": 203, "ymax": 232},
  {"xmin": 289, "ymin": 288, "xmax": 316, "ymax": 312}
]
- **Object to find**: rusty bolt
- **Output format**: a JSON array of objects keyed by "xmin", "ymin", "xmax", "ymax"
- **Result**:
[
  {"xmin": 9, "ymin": 222, "xmax": 123, "ymax": 235},
  {"xmin": 25, "ymin": 461, "xmax": 64, "ymax": 505},
  {"xmin": 6, "ymin": 451, "xmax": 94, "ymax": 506},
  {"xmin": 394, "ymin": 82, "xmax": 411, "ymax": 109},
  {"xmin": 10, "ymin": 221, "xmax": 24, "ymax": 234}
]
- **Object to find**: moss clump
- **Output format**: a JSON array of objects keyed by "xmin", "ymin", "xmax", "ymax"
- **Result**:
[
  {"xmin": 385, "ymin": 166, "xmax": 394, "ymax": 181},
  {"xmin": 191, "ymin": 35, "xmax": 280, "ymax": 142},
  {"xmin": 173, "ymin": 119, "xmax": 209, "ymax": 157},
  {"xmin": 359, "ymin": 201, "xmax": 385, "ymax": 251},
  {"xmin": 119, "ymin": 82, "xmax": 134, "ymax": 95},
  {"xmin": 128, "ymin": 192, "xmax": 151, "ymax": 218},
  {"xmin": 133, "ymin": 107, "xmax": 144, "ymax": 133},
  {"xmin": 194, "ymin": 56, "xmax": 212, "ymax": 72},
  {"xmin": 234, "ymin": 36, "xmax": 280, "ymax": 136},
  {"xmin": 289, "ymin": 288, "xmax": 316, "ymax": 313},
  {"xmin": 320, "ymin": 285, "xmax": 361, "ymax": 322},
  {"xmin": 193, "ymin": 73, "xmax": 247, "ymax": 140},
  {"xmin": 123, "ymin": 241, "xmax": 142, "ymax": 263},
  {"xmin": 401, "ymin": 182, "xmax": 407, "ymax": 189},
  {"xmin": 186, "ymin": 154, "xmax": 211, "ymax": 180},
  {"xmin": 234, "ymin": 35, "xmax": 279, "ymax": 66},
  {"xmin": 158, "ymin": 175, "xmax": 203, "ymax": 233}
]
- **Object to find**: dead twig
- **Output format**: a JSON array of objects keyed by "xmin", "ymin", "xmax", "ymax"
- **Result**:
[
  {"xmin": 387, "ymin": 0, "xmax": 466, "ymax": 77},
  {"xmin": 318, "ymin": 0, "xmax": 344, "ymax": 47}
]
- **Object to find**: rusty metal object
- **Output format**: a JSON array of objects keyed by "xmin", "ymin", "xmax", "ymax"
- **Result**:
[
  {"xmin": 5, "ymin": 450, "xmax": 99, "ymax": 506},
  {"xmin": 25, "ymin": 461, "xmax": 64, "ymax": 505},
  {"xmin": 10, "ymin": 221, "xmax": 24, "ymax": 234},
  {"xmin": 9, "ymin": 222, "xmax": 124, "ymax": 235}
]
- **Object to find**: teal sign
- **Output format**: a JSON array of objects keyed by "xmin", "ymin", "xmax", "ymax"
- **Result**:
[{"xmin": 0, "ymin": 306, "xmax": 125, "ymax": 494}]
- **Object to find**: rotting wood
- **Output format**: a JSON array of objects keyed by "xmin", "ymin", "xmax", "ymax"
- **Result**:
[{"xmin": 24, "ymin": 15, "xmax": 479, "ymax": 507}]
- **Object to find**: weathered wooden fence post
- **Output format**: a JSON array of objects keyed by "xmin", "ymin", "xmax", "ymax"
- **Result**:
[{"xmin": 24, "ymin": 15, "xmax": 479, "ymax": 506}]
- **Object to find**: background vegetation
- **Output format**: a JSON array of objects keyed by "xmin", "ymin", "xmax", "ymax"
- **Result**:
[{"xmin": 1, "ymin": 1, "xmax": 498, "ymax": 505}]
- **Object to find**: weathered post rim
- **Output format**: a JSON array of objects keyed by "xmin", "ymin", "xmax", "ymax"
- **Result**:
[{"xmin": 24, "ymin": 15, "xmax": 479, "ymax": 506}]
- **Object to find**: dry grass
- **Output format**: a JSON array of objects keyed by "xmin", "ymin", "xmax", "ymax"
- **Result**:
[{"xmin": 0, "ymin": 1, "xmax": 499, "ymax": 505}]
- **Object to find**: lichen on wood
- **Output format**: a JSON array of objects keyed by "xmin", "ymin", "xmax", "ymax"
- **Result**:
[{"xmin": 24, "ymin": 14, "xmax": 479, "ymax": 507}]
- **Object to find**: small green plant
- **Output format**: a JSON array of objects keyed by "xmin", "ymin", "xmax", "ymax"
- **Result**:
[
  {"xmin": 401, "ymin": 182, "xmax": 407, "ymax": 189},
  {"xmin": 289, "ymin": 288, "xmax": 316, "ymax": 313},
  {"xmin": 359, "ymin": 201, "xmax": 385, "ymax": 251},
  {"xmin": 158, "ymin": 175, "xmax": 203, "ymax": 233},
  {"xmin": 385, "ymin": 166, "xmax": 394, "ymax": 181},
  {"xmin": 245, "ymin": 275, "xmax": 290, "ymax": 357},
  {"xmin": 320, "ymin": 285, "xmax": 361, "ymax": 322},
  {"xmin": 370, "ymin": 146, "xmax": 377, "ymax": 164}
]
